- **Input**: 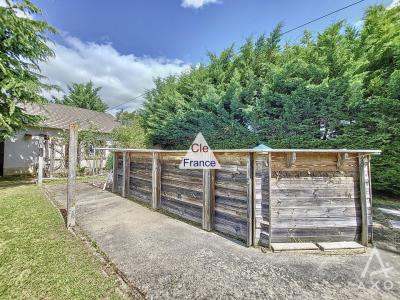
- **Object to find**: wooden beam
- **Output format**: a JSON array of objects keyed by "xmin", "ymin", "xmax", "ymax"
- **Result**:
[
  {"xmin": 246, "ymin": 153, "xmax": 253, "ymax": 247},
  {"xmin": 268, "ymin": 153, "xmax": 272, "ymax": 249},
  {"xmin": 122, "ymin": 152, "xmax": 130, "ymax": 198},
  {"xmin": 49, "ymin": 140, "xmax": 55, "ymax": 178},
  {"xmin": 37, "ymin": 137, "xmax": 44, "ymax": 186},
  {"xmin": 367, "ymin": 155, "xmax": 373, "ymax": 243},
  {"xmin": 202, "ymin": 168, "xmax": 215, "ymax": 231},
  {"xmin": 67, "ymin": 123, "xmax": 78, "ymax": 228},
  {"xmin": 112, "ymin": 152, "xmax": 118, "ymax": 193},
  {"xmin": 93, "ymin": 148, "xmax": 382, "ymax": 154},
  {"xmin": 358, "ymin": 155, "xmax": 368, "ymax": 246},
  {"xmin": 286, "ymin": 152, "xmax": 296, "ymax": 168},
  {"xmin": 336, "ymin": 152, "xmax": 348, "ymax": 169},
  {"xmin": 252, "ymin": 153, "xmax": 257, "ymax": 246},
  {"xmin": 152, "ymin": 152, "xmax": 161, "ymax": 210}
]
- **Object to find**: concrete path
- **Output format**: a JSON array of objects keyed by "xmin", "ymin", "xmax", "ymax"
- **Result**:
[{"xmin": 45, "ymin": 183, "xmax": 400, "ymax": 300}]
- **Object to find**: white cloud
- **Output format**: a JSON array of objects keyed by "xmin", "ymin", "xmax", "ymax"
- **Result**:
[
  {"xmin": 39, "ymin": 35, "xmax": 190, "ymax": 112},
  {"xmin": 0, "ymin": 0, "xmax": 33, "ymax": 19},
  {"xmin": 387, "ymin": 0, "xmax": 400, "ymax": 9},
  {"xmin": 181, "ymin": 0, "xmax": 220, "ymax": 9}
]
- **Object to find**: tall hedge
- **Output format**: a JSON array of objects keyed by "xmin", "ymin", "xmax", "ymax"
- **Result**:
[{"xmin": 141, "ymin": 5, "xmax": 400, "ymax": 196}]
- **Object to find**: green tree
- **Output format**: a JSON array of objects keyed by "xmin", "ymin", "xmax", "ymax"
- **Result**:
[
  {"xmin": 55, "ymin": 82, "xmax": 108, "ymax": 112},
  {"xmin": 0, "ymin": 0, "xmax": 56, "ymax": 139},
  {"xmin": 141, "ymin": 5, "xmax": 400, "ymax": 195},
  {"xmin": 112, "ymin": 111, "xmax": 148, "ymax": 148}
]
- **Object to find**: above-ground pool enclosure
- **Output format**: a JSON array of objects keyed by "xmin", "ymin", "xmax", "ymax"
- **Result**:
[{"xmin": 108, "ymin": 149, "xmax": 380, "ymax": 247}]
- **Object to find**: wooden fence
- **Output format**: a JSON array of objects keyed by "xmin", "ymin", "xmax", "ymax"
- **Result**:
[{"xmin": 110, "ymin": 149, "xmax": 379, "ymax": 247}]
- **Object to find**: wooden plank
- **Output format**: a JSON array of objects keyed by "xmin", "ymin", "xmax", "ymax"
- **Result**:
[
  {"xmin": 202, "ymin": 169, "xmax": 215, "ymax": 231},
  {"xmin": 268, "ymin": 153, "xmax": 272, "ymax": 248},
  {"xmin": 49, "ymin": 140, "xmax": 55, "ymax": 178},
  {"xmin": 161, "ymin": 193, "xmax": 203, "ymax": 208},
  {"xmin": 37, "ymin": 144, "xmax": 44, "ymax": 185},
  {"xmin": 214, "ymin": 211, "xmax": 248, "ymax": 241},
  {"xmin": 246, "ymin": 152, "xmax": 253, "ymax": 246},
  {"xmin": 152, "ymin": 152, "xmax": 161, "ymax": 210},
  {"xmin": 271, "ymin": 152, "xmax": 359, "ymax": 173},
  {"xmin": 252, "ymin": 153, "xmax": 257, "ymax": 246},
  {"xmin": 271, "ymin": 206, "xmax": 360, "ymax": 218},
  {"xmin": 317, "ymin": 241, "xmax": 365, "ymax": 251},
  {"xmin": 98, "ymin": 148, "xmax": 381, "ymax": 154},
  {"xmin": 214, "ymin": 205, "xmax": 247, "ymax": 220},
  {"xmin": 271, "ymin": 243, "xmax": 319, "ymax": 252},
  {"xmin": 160, "ymin": 197, "xmax": 202, "ymax": 224},
  {"xmin": 67, "ymin": 123, "xmax": 78, "ymax": 228},
  {"xmin": 358, "ymin": 155, "xmax": 368, "ymax": 246},
  {"xmin": 367, "ymin": 155, "xmax": 373, "ymax": 242}
]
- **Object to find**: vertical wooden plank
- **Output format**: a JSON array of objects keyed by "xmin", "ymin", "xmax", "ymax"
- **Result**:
[
  {"xmin": 67, "ymin": 123, "xmax": 78, "ymax": 228},
  {"xmin": 49, "ymin": 140, "xmax": 55, "ymax": 178},
  {"xmin": 152, "ymin": 152, "xmax": 161, "ymax": 209},
  {"xmin": 202, "ymin": 168, "xmax": 215, "ymax": 231},
  {"xmin": 112, "ymin": 152, "xmax": 118, "ymax": 193},
  {"xmin": 358, "ymin": 155, "xmax": 368, "ymax": 246},
  {"xmin": 246, "ymin": 152, "xmax": 253, "ymax": 247},
  {"xmin": 367, "ymin": 155, "xmax": 373, "ymax": 242},
  {"xmin": 92, "ymin": 147, "xmax": 96, "ymax": 186},
  {"xmin": 268, "ymin": 153, "xmax": 272, "ymax": 248},
  {"xmin": 252, "ymin": 153, "xmax": 257, "ymax": 246},
  {"xmin": 122, "ymin": 151, "xmax": 130, "ymax": 198},
  {"xmin": 37, "ymin": 138, "xmax": 44, "ymax": 186}
]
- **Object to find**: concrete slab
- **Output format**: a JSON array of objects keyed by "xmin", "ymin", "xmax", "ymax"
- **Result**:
[
  {"xmin": 317, "ymin": 241, "xmax": 365, "ymax": 251},
  {"xmin": 271, "ymin": 243, "xmax": 319, "ymax": 252},
  {"xmin": 378, "ymin": 207, "xmax": 400, "ymax": 218},
  {"xmin": 390, "ymin": 220, "xmax": 400, "ymax": 230},
  {"xmin": 44, "ymin": 183, "xmax": 400, "ymax": 300}
]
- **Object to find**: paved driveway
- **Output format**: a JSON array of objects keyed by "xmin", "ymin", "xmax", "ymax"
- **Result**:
[{"xmin": 45, "ymin": 183, "xmax": 400, "ymax": 299}]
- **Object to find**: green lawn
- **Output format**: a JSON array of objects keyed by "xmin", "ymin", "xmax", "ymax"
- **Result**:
[{"xmin": 0, "ymin": 180, "xmax": 124, "ymax": 300}]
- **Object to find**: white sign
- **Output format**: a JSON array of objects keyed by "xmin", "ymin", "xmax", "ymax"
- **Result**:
[{"xmin": 179, "ymin": 132, "xmax": 221, "ymax": 169}]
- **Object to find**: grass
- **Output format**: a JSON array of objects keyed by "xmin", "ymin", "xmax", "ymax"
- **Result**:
[{"xmin": 0, "ymin": 179, "xmax": 124, "ymax": 300}]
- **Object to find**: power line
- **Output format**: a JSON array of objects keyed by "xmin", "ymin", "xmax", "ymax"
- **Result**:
[
  {"xmin": 86, "ymin": 0, "xmax": 367, "ymax": 119},
  {"xmin": 280, "ymin": 0, "xmax": 366, "ymax": 36},
  {"xmin": 105, "ymin": 92, "xmax": 146, "ymax": 112}
]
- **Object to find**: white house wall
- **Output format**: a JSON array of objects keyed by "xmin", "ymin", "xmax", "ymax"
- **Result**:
[
  {"xmin": 3, "ymin": 127, "xmax": 112, "ymax": 176},
  {"xmin": 3, "ymin": 128, "xmax": 63, "ymax": 176}
]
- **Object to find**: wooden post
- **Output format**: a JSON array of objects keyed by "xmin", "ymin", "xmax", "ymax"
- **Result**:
[
  {"xmin": 122, "ymin": 152, "xmax": 130, "ymax": 198},
  {"xmin": 37, "ymin": 137, "xmax": 44, "ymax": 185},
  {"xmin": 202, "ymin": 168, "xmax": 215, "ymax": 231},
  {"xmin": 358, "ymin": 155, "xmax": 369, "ymax": 246},
  {"xmin": 67, "ymin": 123, "xmax": 78, "ymax": 228},
  {"xmin": 246, "ymin": 152, "xmax": 253, "ymax": 247},
  {"xmin": 49, "ymin": 140, "xmax": 55, "ymax": 178},
  {"xmin": 92, "ymin": 147, "xmax": 96, "ymax": 186},
  {"xmin": 268, "ymin": 153, "xmax": 272, "ymax": 249},
  {"xmin": 367, "ymin": 155, "xmax": 373, "ymax": 243},
  {"xmin": 252, "ymin": 154, "xmax": 257, "ymax": 246},
  {"xmin": 112, "ymin": 152, "xmax": 118, "ymax": 193},
  {"xmin": 152, "ymin": 152, "xmax": 161, "ymax": 209}
]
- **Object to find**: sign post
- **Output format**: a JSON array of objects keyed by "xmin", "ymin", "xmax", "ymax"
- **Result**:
[
  {"xmin": 67, "ymin": 123, "xmax": 79, "ymax": 228},
  {"xmin": 37, "ymin": 138, "xmax": 44, "ymax": 186}
]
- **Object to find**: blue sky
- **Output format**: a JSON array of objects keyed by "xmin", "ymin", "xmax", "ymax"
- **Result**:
[{"xmin": 30, "ymin": 0, "xmax": 395, "ymax": 111}]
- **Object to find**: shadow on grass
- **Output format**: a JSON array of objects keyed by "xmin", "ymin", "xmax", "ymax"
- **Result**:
[{"xmin": 0, "ymin": 176, "xmax": 35, "ymax": 189}]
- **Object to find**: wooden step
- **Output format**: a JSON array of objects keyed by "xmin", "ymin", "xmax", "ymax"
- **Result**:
[
  {"xmin": 317, "ymin": 241, "xmax": 365, "ymax": 252},
  {"xmin": 271, "ymin": 242, "xmax": 319, "ymax": 252}
]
